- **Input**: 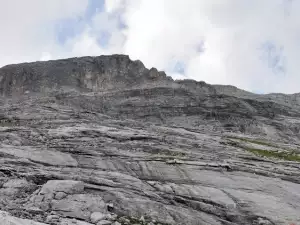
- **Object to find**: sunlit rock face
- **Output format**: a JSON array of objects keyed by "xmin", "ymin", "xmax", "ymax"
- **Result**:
[{"xmin": 0, "ymin": 55, "xmax": 300, "ymax": 225}]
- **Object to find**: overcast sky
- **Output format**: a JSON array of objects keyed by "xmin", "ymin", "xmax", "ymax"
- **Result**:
[{"xmin": 0, "ymin": 0, "xmax": 298, "ymax": 93}]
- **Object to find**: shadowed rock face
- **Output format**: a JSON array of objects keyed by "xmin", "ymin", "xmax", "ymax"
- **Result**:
[
  {"xmin": 0, "ymin": 55, "xmax": 300, "ymax": 225},
  {"xmin": 0, "ymin": 55, "xmax": 172, "ymax": 96}
]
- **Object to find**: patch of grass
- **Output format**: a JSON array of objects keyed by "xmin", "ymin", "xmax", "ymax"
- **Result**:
[
  {"xmin": 244, "ymin": 147, "xmax": 300, "ymax": 162},
  {"xmin": 223, "ymin": 136, "xmax": 300, "ymax": 162},
  {"xmin": 227, "ymin": 136, "xmax": 277, "ymax": 148},
  {"xmin": 151, "ymin": 149, "xmax": 187, "ymax": 160}
]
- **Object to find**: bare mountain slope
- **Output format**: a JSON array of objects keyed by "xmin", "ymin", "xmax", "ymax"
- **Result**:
[{"xmin": 0, "ymin": 55, "xmax": 299, "ymax": 225}]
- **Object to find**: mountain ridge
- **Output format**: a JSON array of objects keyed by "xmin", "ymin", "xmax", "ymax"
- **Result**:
[{"xmin": 0, "ymin": 54, "xmax": 299, "ymax": 96}]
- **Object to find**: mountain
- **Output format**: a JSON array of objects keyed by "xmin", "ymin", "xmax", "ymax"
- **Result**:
[{"xmin": 0, "ymin": 55, "xmax": 299, "ymax": 225}]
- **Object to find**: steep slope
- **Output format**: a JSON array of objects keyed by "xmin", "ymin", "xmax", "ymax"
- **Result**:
[{"xmin": 0, "ymin": 55, "xmax": 300, "ymax": 225}]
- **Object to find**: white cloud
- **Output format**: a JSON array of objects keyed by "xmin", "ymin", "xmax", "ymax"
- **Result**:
[
  {"xmin": 0, "ymin": 0, "xmax": 299, "ymax": 94},
  {"xmin": 0, "ymin": 0, "xmax": 88, "ymax": 66},
  {"xmin": 100, "ymin": 0, "xmax": 300, "ymax": 93},
  {"xmin": 40, "ymin": 52, "xmax": 52, "ymax": 61}
]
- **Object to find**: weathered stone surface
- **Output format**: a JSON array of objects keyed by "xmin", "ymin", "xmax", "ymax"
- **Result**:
[
  {"xmin": 46, "ymin": 214, "xmax": 60, "ymax": 223},
  {"xmin": 2, "ymin": 179, "xmax": 31, "ymax": 189},
  {"xmin": 97, "ymin": 220, "xmax": 112, "ymax": 225},
  {"xmin": 0, "ymin": 145, "xmax": 78, "ymax": 167},
  {"xmin": 0, "ymin": 210, "xmax": 46, "ymax": 225},
  {"xmin": 40, "ymin": 180, "xmax": 84, "ymax": 195},
  {"xmin": 90, "ymin": 212, "xmax": 107, "ymax": 223},
  {"xmin": 50, "ymin": 194, "xmax": 106, "ymax": 220},
  {"xmin": 0, "ymin": 55, "xmax": 300, "ymax": 225}
]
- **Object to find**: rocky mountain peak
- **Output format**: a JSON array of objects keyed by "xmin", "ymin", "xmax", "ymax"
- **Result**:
[{"xmin": 0, "ymin": 54, "xmax": 173, "ymax": 97}]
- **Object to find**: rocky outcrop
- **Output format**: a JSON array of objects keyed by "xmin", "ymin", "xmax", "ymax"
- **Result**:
[
  {"xmin": 0, "ymin": 55, "xmax": 172, "ymax": 97},
  {"xmin": 0, "ymin": 55, "xmax": 300, "ymax": 225}
]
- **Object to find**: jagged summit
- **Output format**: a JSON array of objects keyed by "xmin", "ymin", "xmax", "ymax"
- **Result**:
[
  {"xmin": 0, "ymin": 54, "xmax": 174, "ymax": 96},
  {"xmin": 0, "ymin": 54, "xmax": 258, "ymax": 98},
  {"xmin": 1, "ymin": 54, "xmax": 299, "ymax": 105}
]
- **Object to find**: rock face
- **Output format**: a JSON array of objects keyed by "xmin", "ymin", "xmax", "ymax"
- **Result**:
[
  {"xmin": 0, "ymin": 55, "xmax": 172, "ymax": 96},
  {"xmin": 0, "ymin": 55, "xmax": 300, "ymax": 225}
]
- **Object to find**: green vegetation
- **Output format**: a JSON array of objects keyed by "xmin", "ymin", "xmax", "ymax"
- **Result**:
[
  {"xmin": 226, "ymin": 136, "xmax": 278, "ymax": 148},
  {"xmin": 223, "ymin": 136, "xmax": 300, "ymax": 162},
  {"xmin": 244, "ymin": 147, "xmax": 300, "ymax": 162},
  {"xmin": 151, "ymin": 149, "xmax": 187, "ymax": 160}
]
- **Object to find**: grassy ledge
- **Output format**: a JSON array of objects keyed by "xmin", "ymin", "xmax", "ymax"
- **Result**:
[
  {"xmin": 223, "ymin": 136, "xmax": 300, "ymax": 162},
  {"xmin": 245, "ymin": 147, "xmax": 300, "ymax": 162},
  {"xmin": 226, "ymin": 136, "xmax": 278, "ymax": 148}
]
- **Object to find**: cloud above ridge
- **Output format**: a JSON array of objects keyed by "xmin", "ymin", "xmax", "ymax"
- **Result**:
[{"xmin": 0, "ymin": 0, "xmax": 299, "ymax": 94}]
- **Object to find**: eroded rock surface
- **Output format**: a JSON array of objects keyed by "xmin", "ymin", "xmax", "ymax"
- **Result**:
[{"xmin": 0, "ymin": 55, "xmax": 300, "ymax": 225}]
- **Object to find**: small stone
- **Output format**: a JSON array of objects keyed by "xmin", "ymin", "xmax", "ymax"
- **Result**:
[
  {"xmin": 46, "ymin": 214, "xmax": 60, "ymax": 223},
  {"xmin": 118, "ymin": 217, "xmax": 130, "ymax": 224},
  {"xmin": 50, "ymin": 211, "xmax": 58, "ymax": 215},
  {"xmin": 166, "ymin": 159, "xmax": 183, "ymax": 164},
  {"xmin": 97, "ymin": 220, "xmax": 112, "ymax": 225},
  {"xmin": 107, "ymin": 214, "xmax": 118, "ymax": 220},
  {"xmin": 39, "ymin": 202, "xmax": 50, "ymax": 211},
  {"xmin": 55, "ymin": 191, "xmax": 67, "ymax": 200},
  {"xmin": 113, "ymin": 222, "xmax": 121, "ymax": 225},
  {"xmin": 90, "ymin": 212, "xmax": 106, "ymax": 223},
  {"xmin": 26, "ymin": 206, "xmax": 43, "ymax": 214},
  {"xmin": 226, "ymin": 202, "xmax": 237, "ymax": 209},
  {"xmin": 140, "ymin": 216, "xmax": 145, "ymax": 222},
  {"xmin": 257, "ymin": 217, "xmax": 272, "ymax": 225}
]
